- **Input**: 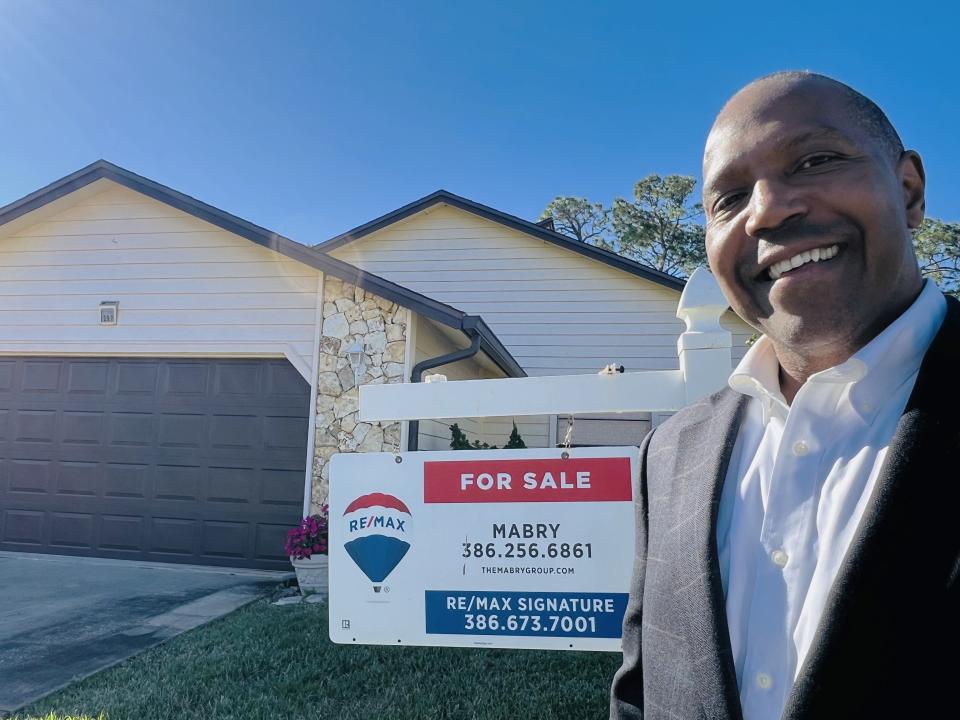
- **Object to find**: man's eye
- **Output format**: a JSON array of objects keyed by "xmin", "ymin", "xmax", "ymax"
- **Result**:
[
  {"xmin": 714, "ymin": 192, "xmax": 745, "ymax": 213},
  {"xmin": 797, "ymin": 153, "xmax": 838, "ymax": 171}
]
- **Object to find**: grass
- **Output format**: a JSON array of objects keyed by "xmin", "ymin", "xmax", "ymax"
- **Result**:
[
  {"xmin": 13, "ymin": 716, "xmax": 104, "ymax": 720},
  {"xmin": 17, "ymin": 596, "xmax": 621, "ymax": 720}
]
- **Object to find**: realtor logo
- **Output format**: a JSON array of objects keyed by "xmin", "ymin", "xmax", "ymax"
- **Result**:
[{"xmin": 342, "ymin": 493, "xmax": 412, "ymax": 586}]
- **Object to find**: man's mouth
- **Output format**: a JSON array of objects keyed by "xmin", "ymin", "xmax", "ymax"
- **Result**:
[{"xmin": 766, "ymin": 244, "xmax": 840, "ymax": 280}]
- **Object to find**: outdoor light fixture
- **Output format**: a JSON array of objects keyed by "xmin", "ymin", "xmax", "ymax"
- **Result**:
[
  {"xmin": 99, "ymin": 301, "xmax": 119, "ymax": 325},
  {"xmin": 346, "ymin": 339, "xmax": 365, "ymax": 384}
]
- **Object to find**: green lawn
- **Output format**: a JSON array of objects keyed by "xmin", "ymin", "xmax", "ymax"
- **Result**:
[{"xmin": 18, "ymin": 597, "xmax": 621, "ymax": 720}]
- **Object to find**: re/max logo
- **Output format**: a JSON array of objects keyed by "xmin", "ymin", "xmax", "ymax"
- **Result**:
[{"xmin": 348, "ymin": 515, "xmax": 407, "ymax": 532}]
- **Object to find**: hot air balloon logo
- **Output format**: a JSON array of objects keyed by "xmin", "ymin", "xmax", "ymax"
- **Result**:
[{"xmin": 342, "ymin": 493, "xmax": 412, "ymax": 588}]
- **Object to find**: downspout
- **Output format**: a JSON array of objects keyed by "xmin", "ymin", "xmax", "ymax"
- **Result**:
[{"xmin": 407, "ymin": 331, "xmax": 482, "ymax": 451}]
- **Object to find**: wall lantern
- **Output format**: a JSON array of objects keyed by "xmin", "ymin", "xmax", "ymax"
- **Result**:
[
  {"xmin": 346, "ymin": 339, "xmax": 365, "ymax": 384},
  {"xmin": 99, "ymin": 301, "xmax": 119, "ymax": 325}
]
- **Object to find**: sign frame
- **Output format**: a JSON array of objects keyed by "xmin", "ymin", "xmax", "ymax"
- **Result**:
[{"xmin": 328, "ymin": 446, "xmax": 638, "ymax": 652}]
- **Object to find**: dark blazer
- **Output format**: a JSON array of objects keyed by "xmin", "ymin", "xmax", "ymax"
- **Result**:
[{"xmin": 610, "ymin": 295, "xmax": 960, "ymax": 720}]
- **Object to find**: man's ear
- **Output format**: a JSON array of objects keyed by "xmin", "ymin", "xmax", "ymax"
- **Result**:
[{"xmin": 898, "ymin": 150, "xmax": 926, "ymax": 229}]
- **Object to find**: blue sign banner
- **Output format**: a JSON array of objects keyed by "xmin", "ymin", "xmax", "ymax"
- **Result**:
[{"xmin": 425, "ymin": 590, "xmax": 628, "ymax": 638}]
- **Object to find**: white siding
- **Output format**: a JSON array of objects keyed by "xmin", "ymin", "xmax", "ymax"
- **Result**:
[
  {"xmin": 412, "ymin": 317, "xmax": 549, "ymax": 450},
  {"xmin": 0, "ymin": 183, "xmax": 321, "ymax": 379},
  {"xmin": 331, "ymin": 204, "xmax": 755, "ymax": 377}
]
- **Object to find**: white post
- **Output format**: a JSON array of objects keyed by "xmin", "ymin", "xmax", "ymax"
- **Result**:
[{"xmin": 675, "ymin": 267, "xmax": 733, "ymax": 404}]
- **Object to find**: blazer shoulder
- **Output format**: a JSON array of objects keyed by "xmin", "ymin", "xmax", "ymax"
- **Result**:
[
  {"xmin": 653, "ymin": 385, "xmax": 741, "ymax": 437},
  {"xmin": 931, "ymin": 293, "xmax": 960, "ymax": 363}
]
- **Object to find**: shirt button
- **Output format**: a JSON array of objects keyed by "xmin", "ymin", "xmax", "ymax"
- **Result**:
[
  {"xmin": 771, "ymin": 550, "xmax": 789, "ymax": 567},
  {"xmin": 792, "ymin": 440, "xmax": 809, "ymax": 456},
  {"xmin": 756, "ymin": 672, "xmax": 773, "ymax": 690},
  {"xmin": 861, "ymin": 402, "xmax": 874, "ymax": 413}
]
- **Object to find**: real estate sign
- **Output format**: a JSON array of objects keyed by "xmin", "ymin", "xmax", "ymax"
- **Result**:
[{"xmin": 328, "ymin": 447, "xmax": 637, "ymax": 651}]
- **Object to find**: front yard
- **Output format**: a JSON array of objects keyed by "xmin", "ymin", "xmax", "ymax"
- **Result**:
[{"xmin": 18, "ymin": 597, "xmax": 620, "ymax": 720}]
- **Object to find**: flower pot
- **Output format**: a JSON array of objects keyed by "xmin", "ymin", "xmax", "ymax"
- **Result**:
[{"xmin": 290, "ymin": 555, "xmax": 329, "ymax": 597}]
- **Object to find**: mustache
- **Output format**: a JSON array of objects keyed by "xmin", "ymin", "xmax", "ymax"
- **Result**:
[{"xmin": 756, "ymin": 217, "xmax": 855, "ymax": 248}]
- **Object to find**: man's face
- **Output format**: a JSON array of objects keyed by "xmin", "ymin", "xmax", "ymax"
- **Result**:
[{"xmin": 702, "ymin": 78, "xmax": 924, "ymax": 357}]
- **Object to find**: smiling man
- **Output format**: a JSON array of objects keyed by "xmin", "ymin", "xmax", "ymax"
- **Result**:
[{"xmin": 610, "ymin": 71, "xmax": 959, "ymax": 720}]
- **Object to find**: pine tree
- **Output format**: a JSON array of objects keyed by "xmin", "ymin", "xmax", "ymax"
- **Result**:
[
  {"xmin": 449, "ymin": 423, "xmax": 472, "ymax": 450},
  {"xmin": 450, "ymin": 423, "xmax": 499, "ymax": 449},
  {"xmin": 504, "ymin": 422, "xmax": 526, "ymax": 449}
]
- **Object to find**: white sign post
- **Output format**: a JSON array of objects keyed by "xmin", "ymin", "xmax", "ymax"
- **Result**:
[
  {"xmin": 357, "ymin": 268, "xmax": 733, "ymax": 421},
  {"xmin": 329, "ymin": 447, "xmax": 638, "ymax": 651}
]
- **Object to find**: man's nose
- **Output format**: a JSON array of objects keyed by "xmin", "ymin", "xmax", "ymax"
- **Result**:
[{"xmin": 743, "ymin": 177, "xmax": 807, "ymax": 237}]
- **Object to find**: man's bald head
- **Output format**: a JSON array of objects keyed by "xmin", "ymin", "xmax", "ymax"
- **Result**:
[
  {"xmin": 713, "ymin": 71, "xmax": 904, "ymax": 163},
  {"xmin": 701, "ymin": 68, "xmax": 926, "ymax": 391}
]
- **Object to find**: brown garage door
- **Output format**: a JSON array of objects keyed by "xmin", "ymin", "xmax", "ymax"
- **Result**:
[{"xmin": 0, "ymin": 357, "xmax": 309, "ymax": 570}]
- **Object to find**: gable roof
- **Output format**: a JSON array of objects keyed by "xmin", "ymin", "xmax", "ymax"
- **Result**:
[
  {"xmin": 316, "ymin": 189, "xmax": 686, "ymax": 292},
  {"xmin": 0, "ymin": 160, "xmax": 525, "ymax": 379}
]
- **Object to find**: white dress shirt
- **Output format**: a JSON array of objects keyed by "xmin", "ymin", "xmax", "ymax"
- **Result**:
[{"xmin": 716, "ymin": 279, "xmax": 946, "ymax": 720}]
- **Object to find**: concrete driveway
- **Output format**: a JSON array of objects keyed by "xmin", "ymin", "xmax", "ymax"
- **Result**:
[{"xmin": 0, "ymin": 551, "xmax": 289, "ymax": 715}]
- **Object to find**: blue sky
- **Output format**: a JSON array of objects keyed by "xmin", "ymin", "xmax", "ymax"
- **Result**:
[{"xmin": 0, "ymin": 0, "xmax": 957, "ymax": 245}]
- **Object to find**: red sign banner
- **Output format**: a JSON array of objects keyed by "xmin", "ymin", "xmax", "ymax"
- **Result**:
[{"xmin": 423, "ymin": 457, "xmax": 632, "ymax": 504}]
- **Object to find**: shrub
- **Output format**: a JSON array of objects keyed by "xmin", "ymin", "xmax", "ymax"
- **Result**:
[
  {"xmin": 284, "ymin": 505, "xmax": 329, "ymax": 559},
  {"xmin": 449, "ymin": 422, "xmax": 525, "ymax": 450}
]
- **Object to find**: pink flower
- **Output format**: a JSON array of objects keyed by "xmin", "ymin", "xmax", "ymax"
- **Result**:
[{"xmin": 284, "ymin": 509, "xmax": 329, "ymax": 559}]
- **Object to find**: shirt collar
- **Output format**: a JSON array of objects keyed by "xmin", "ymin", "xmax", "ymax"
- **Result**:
[
  {"xmin": 729, "ymin": 333, "xmax": 789, "ymax": 424},
  {"xmin": 728, "ymin": 279, "xmax": 947, "ymax": 424},
  {"xmin": 844, "ymin": 278, "xmax": 946, "ymax": 423}
]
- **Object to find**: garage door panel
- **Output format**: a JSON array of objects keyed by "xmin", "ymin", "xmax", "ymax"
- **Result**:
[
  {"xmin": 260, "ymin": 468, "xmax": 306, "ymax": 507},
  {"xmin": 55, "ymin": 460, "xmax": 100, "ymax": 497},
  {"xmin": 0, "ymin": 357, "xmax": 309, "ymax": 569},
  {"xmin": 3, "ymin": 509, "xmax": 45, "ymax": 545},
  {"xmin": 66, "ymin": 362, "xmax": 110, "ymax": 395},
  {"xmin": 263, "ymin": 416, "xmax": 309, "ymax": 452},
  {"xmin": 103, "ymin": 463, "xmax": 151, "ymax": 499},
  {"xmin": 116, "ymin": 362, "xmax": 159, "ymax": 395},
  {"xmin": 49, "ymin": 511, "xmax": 94, "ymax": 549},
  {"xmin": 154, "ymin": 464, "xmax": 203, "ymax": 502},
  {"xmin": 107, "ymin": 412, "xmax": 155, "ymax": 446},
  {"xmin": 267, "ymin": 363, "xmax": 310, "ymax": 397},
  {"xmin": 210, "ymin": 414, "xmax": 260, "ymax": 450},
  {"xmin": 21, "ymin": 361, "xmax": 62, "ymax": 393},
  {"xmin": 206, "ymin": 466, "xmax": 255, "ymax": 504},
  {"xmin": 158, "ymin": 414, "xmax": 206, "ymax": 448},
  {"xmin": 99, "ymin": 514, "xmax": 144, "ymax": 551},
  {"xmin": 254, "ymin": 523, "xmax": 291, "ymax": 562},
  {"xmin": 201, "ymin": 520, "xmax": 249, "ymax": 560},
  {"xmin": 62, "ymin": 411, "xmax": 106, "ymax": 445},
  {"xmin": 0, "ymin": 361, "xmax": 15, "ymax": 391},
  {"xmin": 162, "ymin": 364, "xmax": 210, "ymax": 397},
  {"xmin": 8, "ymin": 459, "xmax": 52, "ymax": 494},
  {"xmin": 149, "ymin": 517, "xmax": 200, "ymax": 556},
  {"xmin": 214, "ymin": 363, "xmax": 262, "ymax": 398},
  {"xmin": 13, "ymin": 409, "xmax": 57, "ymax": 443}
]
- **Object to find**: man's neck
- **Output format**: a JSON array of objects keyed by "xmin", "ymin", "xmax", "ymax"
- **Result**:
[
  {"xmin": 776, "ymin": 352, "xmax": 843, "ymax": 404},
  {"xmin": 771, "ymin": 280, "xmax": 926, "ymax": 405}
]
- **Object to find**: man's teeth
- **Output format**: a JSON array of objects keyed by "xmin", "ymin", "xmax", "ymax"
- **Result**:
[{"xmin": 768, "ymin": 244, "xmax": 839, "ymax": 280}]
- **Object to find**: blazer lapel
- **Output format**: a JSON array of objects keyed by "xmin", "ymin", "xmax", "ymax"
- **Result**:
[
  {"xmin": 782, "ymin": 294, "xmax": 960, "ymax": 719},
  {"xmin": 674, "ymin": 388, "xmax": 748, "ymax": 720}
]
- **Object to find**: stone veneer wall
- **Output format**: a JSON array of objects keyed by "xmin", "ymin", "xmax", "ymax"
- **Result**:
[{"xmin": 310, "ymin": 277, "xmax": 407, "ymax": 511}]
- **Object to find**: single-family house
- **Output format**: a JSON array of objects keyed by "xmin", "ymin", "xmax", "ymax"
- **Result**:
[{"xmin": 0, "ymin": 161, "xmax": 522, "ymax": 570}]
